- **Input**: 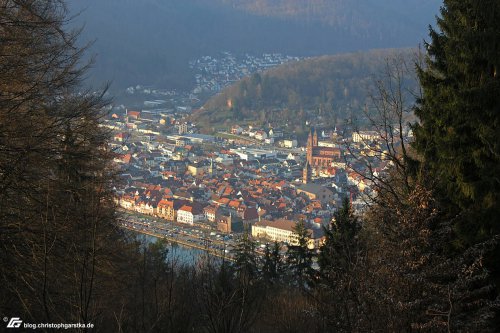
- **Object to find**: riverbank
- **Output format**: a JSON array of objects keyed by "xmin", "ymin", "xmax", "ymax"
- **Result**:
[{"xmin": 121, "ymin": 225, "xmax": 235, "ymax": 262}]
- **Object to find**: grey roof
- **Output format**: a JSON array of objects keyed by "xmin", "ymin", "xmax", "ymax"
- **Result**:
[{"xmin": 296, "ymin": 183, "xmax": 333, "ymax": 195}]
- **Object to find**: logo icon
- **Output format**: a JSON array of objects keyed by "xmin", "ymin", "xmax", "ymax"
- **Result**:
[{"xmin": 6, "ymin": 317, "xmax": 22, "ymax": 328}]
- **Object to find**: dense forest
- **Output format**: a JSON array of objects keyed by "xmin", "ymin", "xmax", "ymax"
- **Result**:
[
  {"xmin": 67, "ymin": 0, "xmax": 439, "ymax": 90},
  {"xmin": 1, "ymin": 1, "xmax": 499, "ymax": 332},
  {"xmin": 197, "ymin": 48, "xmax": 419, "ymax": 132}
]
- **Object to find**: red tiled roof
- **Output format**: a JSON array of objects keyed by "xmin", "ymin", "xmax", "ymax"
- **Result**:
[
  {"xmin": 228, "ymin": 200, "xmax": 240, "ymax": 208},
  {"xmin": 223, "ymin": 187, "xmax": 233, "ymax": 196},
  {"xmin": 158, "ymin": 200, "xmax": 173, "ymax": 208},
  {"xmin": 127, "ymin": 111, "xmax": 140, "ymax": 118},
  {"xmin": 179, "ymin": 203, "xmax": 203, "ymax": 215},
  {"xmin": 217, "ymin": 198, "xmax": 231, "ymax": 205},
  {"xmin": 122, "ymin": 154, "xmax": 131, "ymax": 164},
  {"xmin": 179, "ymin": 205, "xmax": 192, "ymax": 213}
]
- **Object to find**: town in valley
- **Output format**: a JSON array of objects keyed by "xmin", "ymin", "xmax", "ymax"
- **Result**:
[{"xmin": 108, "ymin": 55, "xmax": 405, "ymax": 257}]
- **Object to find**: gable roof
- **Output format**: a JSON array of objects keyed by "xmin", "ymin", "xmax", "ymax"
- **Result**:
[{"xmin": 254, "ymin": 219, "xmax": 296, "ymax": 232}]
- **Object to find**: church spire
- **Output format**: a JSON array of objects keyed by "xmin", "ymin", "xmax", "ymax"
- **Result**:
[{"xmin": 303, "ymin": 160, "xmax": 311, "ymax": 184}]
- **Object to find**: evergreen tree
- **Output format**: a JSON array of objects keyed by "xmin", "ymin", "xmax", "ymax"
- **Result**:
[
  {"xmin": 413, "ymin": 0, "xmax": 500, "ymax": 245},
  {"xmin": 233, "ymin": 231, "xmax": 258, "ymax": 282},
  {"xmin": 316, "ymin": 198, "xmax": 364, "ymax": 331},
  {"xmin": 262, "ymin": 241, "xmax": 283, "ymax": 283},
  {"xmin": 318, "ymin": 198, "xmax": 360, "ymax": 284},
  {"xmin": 262, "ymin": 243, "xmax": 274, "ymax": 281},
  {"xmin": 286, "ymin": 220, "xmax": 314, "ymax": 287}
]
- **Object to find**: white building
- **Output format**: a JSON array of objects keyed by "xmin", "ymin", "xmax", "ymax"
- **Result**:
[
  {"xmin": 352, "ymin": 131, "xmax": 379, "ymax": 143},
  {"xmin": 177, "ymin": 203, "xmax": 204, "ymax": 225},
  {"xmin": 178, "ymin": 122, "xmax": 188, "ymax": 135},
  {"xmin": 282, "ymin": 139, "xmax": 298, "ymax": 148},
  {"xmin": 264, "ymin": 137, "xmax": 275, "ymax": 145},
  {"xmin": 204, "ymin": 205, "xmax": 219, "ymax": 223},
  {"xmin": 252, "ymin": 219, "xmax": 297, "ymax": 244},
  {"xmin": 230, "ymin": 148, "xmax": 277, "ymax": 161},
  {"xmin": 252, "ymin": 219, "xmax": 321, "ymax": 249}
]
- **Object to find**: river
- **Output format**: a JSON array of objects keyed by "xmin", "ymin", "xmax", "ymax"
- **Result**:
[{"xmin": 140, "ymin": 234, "xmax": 212, "ymax": 265}]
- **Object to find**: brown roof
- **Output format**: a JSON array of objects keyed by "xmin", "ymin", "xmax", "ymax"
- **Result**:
[
  {"xmin": 228, "ymin": 200, "xmax": 240, "ymax": 208},
  {"xmin": 128, "ymin": 111, "xmax": 140, "ymax": 118},
  {"xmin": 254, "ymin": 219, "xmax": 296, "ymax": 232},
  {"xmin": 158, "ymin": 200, "xmax": 173, "ymax": 208},
  {"xmin": 204, "ymin": 205, "xmax": 218, "ymax": 214},
  {"xmin": 179, "ymin": 205, "xmax": 193, "ymax": 213},
  {"xmin": 217, "ymin": 198, "xmax": 231, "ymax": 205},
  {"xmin": 179, "ymin": 202, "xmax": 204, "ymax": 215}
]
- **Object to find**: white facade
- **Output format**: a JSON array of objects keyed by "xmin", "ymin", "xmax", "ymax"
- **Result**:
[
  {"xmin": 177, "ymin": 209, "xmax": 194, "ymax": 225},
  {"xmin": 205, "ymin": 209, "xmax": 217, "ymax": 222},
  {"xmin": 252, "ymin": 224, "xmax": 295, "ymax": 244},
  {"xmin": 252, "ymin": 220, "xmax": 320, "ymax": 249},
  {"xmin": 251, "ymin": 219, "xmax": 297, "ymax": 244},
  {"xmin": 282, "ymin": 139, "xmax": 298, "ymax": 148},
  {"xmin": 177, "ymin": 208, "xmax": 204, "ymax": 225},
  {"xmin": 352, "ymin": 131, "xmax": 379, "ymax": 143},
  {"xmin": 119, "ymin": 198, "xmax": 135, "ymax": 210}
]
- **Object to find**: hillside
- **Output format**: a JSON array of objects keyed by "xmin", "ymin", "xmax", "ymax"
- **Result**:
[
  {"xmin": 195, "ymin": 49, "xmax": 418, "ymax": 132},
  {"xmin": 218, "ymin": 0, "xmax": 439, "ymax": 34},
  {"xmin": 68, "ymin": 0, "xmax": 439, "ymax": 90}
]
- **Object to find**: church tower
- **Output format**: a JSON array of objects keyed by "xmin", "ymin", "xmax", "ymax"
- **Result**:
[
  {"xmin": 307, "ymin": 128, "xmax": 314, "ymax": 165},
  {"xmin": 312, "ymin": 127, "xmax": 318, "ymax": 147},
  {"xmin": 303, "ymin": 160, "xmax": 312, "ymax": 184}
]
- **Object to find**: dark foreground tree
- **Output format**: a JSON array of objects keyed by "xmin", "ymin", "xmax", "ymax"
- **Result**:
[
  {"xmin": 286, "ymin": 220, "xmax": 314, "ymax": 288},
  {"xmin": 413, "ymin": 0, "xmax": 500, "ymax": 245},
  {"xmin": 412, "ymin": 1, "xmax": 500, "ymax": 326},
  {"xmin": 316, "ymin": 198, "xmax": 364, "ymax": 331},
  {"xmin": 363, "ymin": 181, "xmax": 499, "ymax": 332},
  {"xmin": 261, "ymin": 241, "xmax": 283, "ymax": 284},
  {"xmin": 318, "ymin": 198, "xmax": 361, "ymax": 280},
  {"xmin": 233, "ymin": 231, "xmax": 258, "ymax": 283},
  {"xmin": 0, "ymin": 1, "xmax": 130, "ymax": 329}
]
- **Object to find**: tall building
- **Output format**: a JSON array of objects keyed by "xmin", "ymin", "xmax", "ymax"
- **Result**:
[
  {"xmin": 303, "ymin": 160, "xmax": 312, "ymax": 184},
  {"xmin": 178, "ymin": 122, "xmax": 188, "ymax": 134}
]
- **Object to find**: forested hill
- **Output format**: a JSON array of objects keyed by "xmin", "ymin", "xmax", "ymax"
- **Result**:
[
  {"xmin": 217, "ymin": 0, "xmax": 439, "ymax": 35},
  {"xmin": 196, "ymin": 49, "xmax": 418, "ymax": 131},
  {"xmin": 67, "ymin": 0, "xmax": 439, "ymax": 90}
]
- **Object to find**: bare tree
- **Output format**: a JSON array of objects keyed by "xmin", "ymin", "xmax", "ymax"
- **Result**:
[
  {"xmin": 340, "ymin": 51, "xmax": 500, "ymax": 332},
  {"xmin": 343, "ymin": 51, "xmax": 423, "ymax": 208}
]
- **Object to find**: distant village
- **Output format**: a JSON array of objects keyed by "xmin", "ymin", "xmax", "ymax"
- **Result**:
[
  {"xmin": 189, "ymin": 52, "xmax": 301, "ymax": 94},
  {"xmin": 122, "ymin": 52, "xmax": 301, "ymax": 108}
]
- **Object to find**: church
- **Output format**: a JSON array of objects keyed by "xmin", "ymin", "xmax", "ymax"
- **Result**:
[{"xmin": 303, "ymin": 128, "xmax": 341, "ymax": 183}]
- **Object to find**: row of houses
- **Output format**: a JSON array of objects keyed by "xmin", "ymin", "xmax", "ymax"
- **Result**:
[{"xmin": 117, "ymin": 189, "xmax": 250, "ymax": 233}]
